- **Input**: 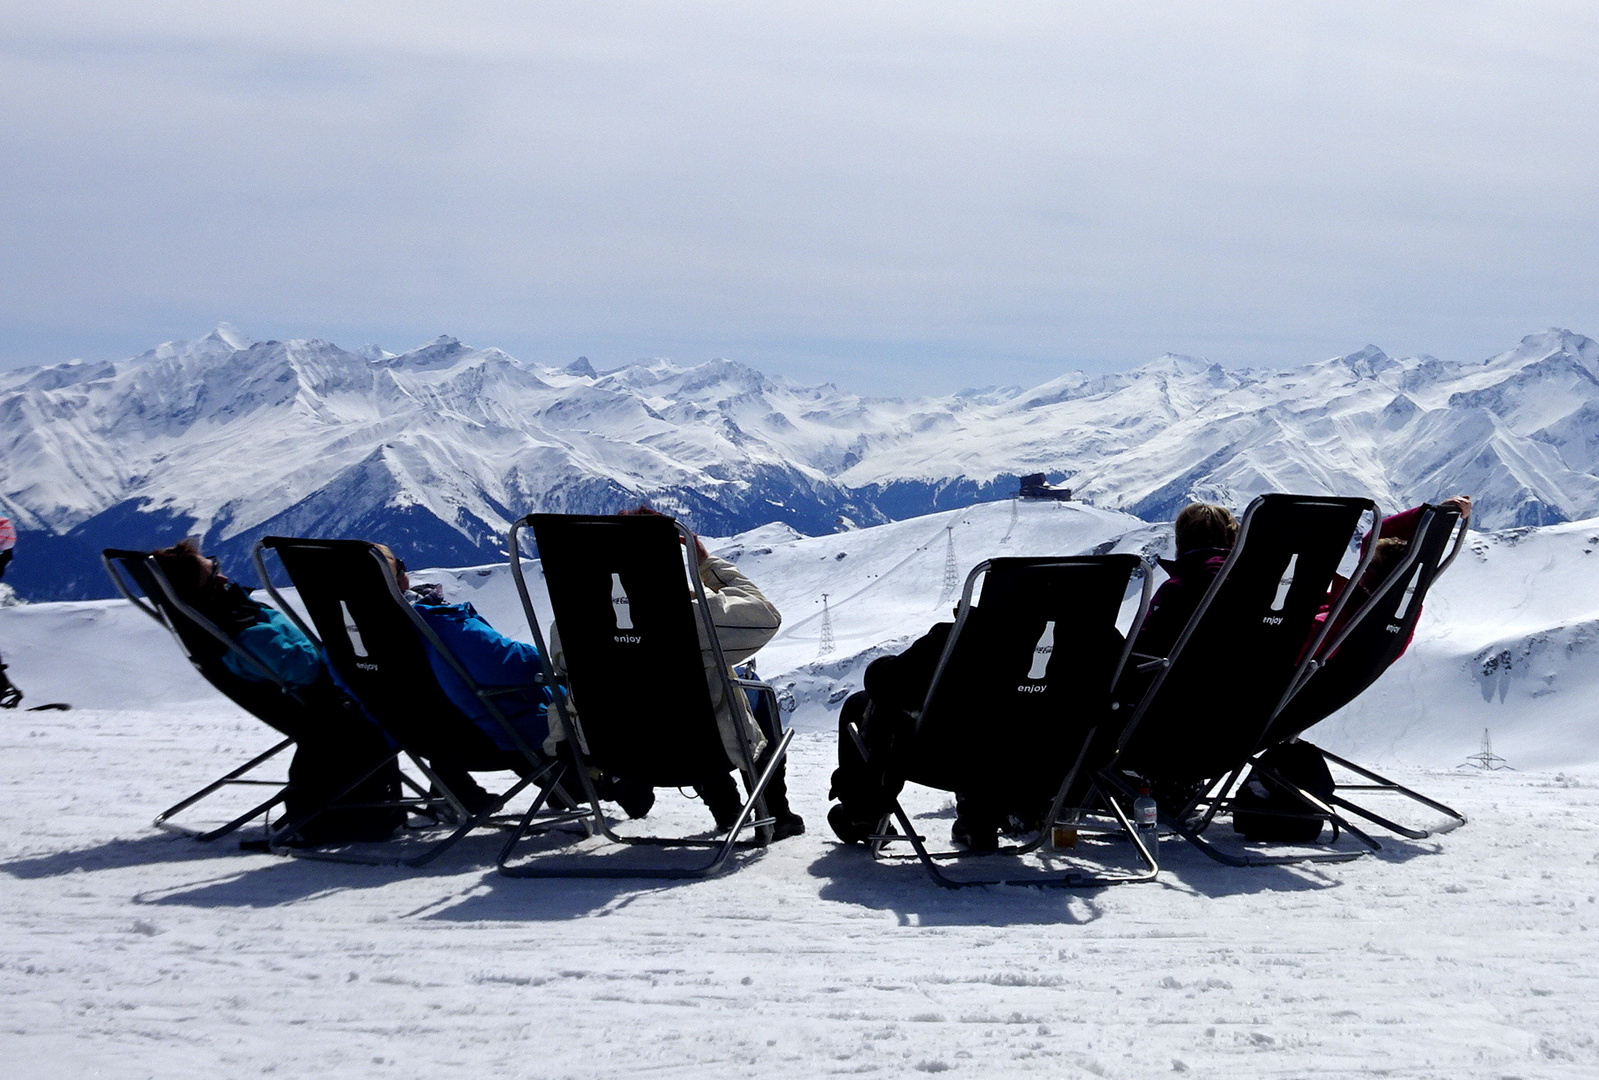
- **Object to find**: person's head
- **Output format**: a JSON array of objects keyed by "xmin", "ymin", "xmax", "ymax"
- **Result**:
[
  {"xmin": 1174, "ymin": 503, "xmax": 1238, "ymax": 556},
  {"xmin": 372, "ymin": 543, "xmax": 409, "ymax": 592},
  {"xmin": 619, "ymin": 503, "xmax": 708, "ymax": 563},
  {"xmin": 1361, "ymin": 536, "xmax": 1409, "ymax": 588},
  {"xmin": 151, "ymin": 537, "xmax": 225, "ymax": 603}
]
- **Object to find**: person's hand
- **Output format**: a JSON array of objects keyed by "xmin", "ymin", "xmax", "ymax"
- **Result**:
[{"xmin": 1440, "ymin": 495, "xmax": 1472, "ymax": 521}]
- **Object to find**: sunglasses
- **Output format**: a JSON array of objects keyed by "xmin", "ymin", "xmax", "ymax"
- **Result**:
[{"xmin": 394, "ymin": 558, "xmax": 407, "ymax": 575}]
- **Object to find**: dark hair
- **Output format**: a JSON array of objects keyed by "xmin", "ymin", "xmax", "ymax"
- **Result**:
[
  {"xmin": 1174, "ymin": 503, "xmax": 1238, "ymax": 555},
  {"xmin": 150, "ymin": 537, "xmax": 215, "ymax": 602}
]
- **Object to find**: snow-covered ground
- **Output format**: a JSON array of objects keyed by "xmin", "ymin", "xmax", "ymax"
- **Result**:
[
  {"xmin": 3, "ymin": 716, "xmax": 1597, "ymax": 1079},
  {"xmin": 3, "ymin": 501, "xmax": 1599, "ymax": 1077}
]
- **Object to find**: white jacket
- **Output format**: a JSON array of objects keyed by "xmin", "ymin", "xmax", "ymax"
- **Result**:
[{"xmin": 546, "ymin": 554, "xmax": 782, "ymax": 766}]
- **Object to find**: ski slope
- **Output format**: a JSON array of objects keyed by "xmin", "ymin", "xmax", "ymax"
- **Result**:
[{"xmin": 2, "ymin": 505, "xmax": 1598, "ymax": 1077}]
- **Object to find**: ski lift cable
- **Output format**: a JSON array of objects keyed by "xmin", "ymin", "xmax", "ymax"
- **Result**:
[{"xmin": 778, "ymin": 515, "xmax": 976, "ymax": 635}]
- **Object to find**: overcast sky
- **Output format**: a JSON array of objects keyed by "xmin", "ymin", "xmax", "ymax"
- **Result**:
[{"xmin": 3, "ymin": 2, "xmax": 1598, "ymax": 393}]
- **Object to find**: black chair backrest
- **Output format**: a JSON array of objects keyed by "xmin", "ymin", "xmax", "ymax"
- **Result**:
[
  {"xmin": 1115, "ymin": 494, "xmax": 1376, "ymax": 784},
  {"xmin": 254, "ymin": 536, "xmax": 506, "ymax": 769},
  {"xmin": 525, "ymin": 514, "xmax": 732, "ymax": 786},
  {"xmin": 909, "ymin": 555, "xmax": 1143, "ymax": 799},
  {"xmin": 101, "ymin": 548, "xmax": 311, "ymax": 739},
  {"xmin": 1264, "ymin": 503, "xmax": 1464, "ymax": 745}
]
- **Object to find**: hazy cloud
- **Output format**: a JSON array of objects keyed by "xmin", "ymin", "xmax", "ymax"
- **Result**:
[{"xmin": 3, "ymin": 1, "xmax": 1598, "ymax": 391}]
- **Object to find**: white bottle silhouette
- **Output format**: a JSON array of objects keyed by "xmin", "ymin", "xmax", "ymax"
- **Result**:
[
  {"xmin": 1027, "ymin": 621, "xmax": 1055, "ymax": 680},
  {"xmin": 1395, "ymin": 567, "xmax": 1421, "ymax": 621},
  {"xmin": 340, "ymin": 600, "xmax": 369, "ymax": 658},
  {"xmin": 1270, "ymin": 553, "xmax": 1299, "ymax": 612},
  {"xmin": 611, "ymin": 573, "xmax": 634, "ymax": 630}
]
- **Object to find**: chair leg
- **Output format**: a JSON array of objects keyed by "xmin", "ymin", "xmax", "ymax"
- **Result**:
[
  {"xmin": 1311, "ymin": 744, "xmax": 1467, "ymax": 838},
  {"xmin": 849, "ymin": 725, "xmax": 1157, "ymax": 889},
  {"xmin": 866, "ymin": 781, "xmax": 1159, "ymax": 889},
  {"xmin": 277, "ymin": 762, "xmax": 590, "ymax": 869},
  {"xmin": 1166, "ymin": 770, "xmax": 1379, "ymax": 866},
  {"xmin": 264, "ymin": 750, "xmax": 499, "ymax": 865},
  {"xmin": 498, "ymin": 730, "xmax": 794, "ymax": 879},
  {"xmin": 1097, "ymin": 766, "xmax": 1377, "ymax": 867},
  {"xmin": 152, "ymin": 737, "xmax": 294, "ymax": 841}
]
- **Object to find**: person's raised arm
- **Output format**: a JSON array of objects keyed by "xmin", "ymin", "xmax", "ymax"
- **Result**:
[
  {"xmin": 698, "ymin": 554, "xmax": 781, "ymax": 664},
  {"xmin": 1378, "ymin": 494, "xmax": 1471, "ymax": 544}
]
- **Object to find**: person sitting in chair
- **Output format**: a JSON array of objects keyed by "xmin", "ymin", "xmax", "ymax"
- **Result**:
[
  {"xmin": 363, "ymin": 544, "xmax": 594, "ymax": 818},
  {"xmin": 151, "ymin": 538, "xmax": 323, "ymax": 687},
  {"xmin": 1308, "ymin": 494, "xmax": 1472, "ymax": 660},
  {"xmin": 1131, "ymin": 502, "xmax": 1239, "ymax": 663},
  {"xmin": 825, "ymin": 611, "xmax": 1091, "ymax": 853},
  {"xmin": 0, "ymin": 516, "xmax": 21, "ymax": 709},
  {"xmin": 150, "ymin": 539, "xmax": 403, "ymax": 842},
  {"xmin": 376, "ymin": 547, "xmax": 552, "ymax": 754},
  {"xmin": 545, "ymin": 506, "xmax": 805, "ymax": 840}
]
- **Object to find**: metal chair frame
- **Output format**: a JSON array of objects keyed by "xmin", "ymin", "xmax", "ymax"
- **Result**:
[
  {"xmin": 496, "ymin": 514, "xmax": 791, "ymax": 880},
  {"xmin": 1267, "ymin": 505, "xmax": 1472, "ymax": 838},
  {"xmin": 1104, "ymin": 494, "xmax": 1388, "ymax": 867},
  {"xmin": 855, "ymin": 556, "xmax": 1161, "ymax": 887},
  {"xmin": 252, "ymin": 537, "xmax": 588, "ymax": 867},
  {"xmin": 103, "ymin": 549, "xmax": 371, "ymax": 842}
]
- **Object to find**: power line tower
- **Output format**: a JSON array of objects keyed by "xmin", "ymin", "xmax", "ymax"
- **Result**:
[
  {"xmin": 1000, "ymin": 498, "xmax": 1019, "ymax": 545},
  {"xmin": 817, "ymin": 593, "xmax": 835, "ymax": 657},
  {"xmin": 937, "ymin": 525, "xmax": 960, "ymax": 606},
  {"xmin": 1459, "ymin": 728, "xmax": 1513, "ymax": 771}
]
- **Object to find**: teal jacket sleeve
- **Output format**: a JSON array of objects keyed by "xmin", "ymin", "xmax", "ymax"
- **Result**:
[{"xmin": 221, "ymin": 606, "xmax": 325, "ymax": 688}]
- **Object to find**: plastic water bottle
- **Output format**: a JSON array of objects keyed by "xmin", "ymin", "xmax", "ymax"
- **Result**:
[{"xmin": 1133, "ymin": 786, "xmax": 1159, "ymax": 868}]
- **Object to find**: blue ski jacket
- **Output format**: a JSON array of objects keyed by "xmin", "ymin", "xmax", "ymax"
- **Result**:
[{"xmin": 412, "ymin": 600, "xmax": 551, "ymax": 754}]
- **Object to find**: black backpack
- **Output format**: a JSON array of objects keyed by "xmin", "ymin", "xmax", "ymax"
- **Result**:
[{"xmin": 1232, "ymin": 741, "xmax": 1336, "ymax": 843}]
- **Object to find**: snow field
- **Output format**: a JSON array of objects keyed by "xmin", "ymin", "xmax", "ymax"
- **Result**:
[
  {"xmin": 4, "ymin": 504, "xmax": 1599, "ymax": 1076},
  {"xmin": 1, "ymin": 706, "xmax": 1597, "ymax": 1079}
]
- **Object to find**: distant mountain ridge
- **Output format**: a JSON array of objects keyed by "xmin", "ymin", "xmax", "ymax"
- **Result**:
[{"xmin": 4, "ymin": 323, "xmax": 1598, "ymax": 600}]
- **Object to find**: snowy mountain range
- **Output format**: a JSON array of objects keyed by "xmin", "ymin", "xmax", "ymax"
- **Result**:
[{"xmin": 4, "ymin": 323, "xmax": 1598, "ymax": 600}]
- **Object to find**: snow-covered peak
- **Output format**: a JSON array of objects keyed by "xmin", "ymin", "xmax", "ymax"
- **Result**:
[
  {"xmin": 7, "ymin": 324, "xmax": 1599, "ymax": 602},
  {"xmin": 1336, "ymin": 344, "xmax": 1397, "ymax": 378},
  {"xmin": 385, "ymin": 335, "xmax": 471, "ymax": 370},
  {"xmin": 1487, "ymin": 328, "xmax": 1599, "ymax": 371},
  {"xmin": 1138, "ymin": 351, "xmax": 1215, "ymax": 377},
  {"xmin": 131, "ymin": 323, "xmax": 256, "ymax": 367},
  {"xmin": 211, "ymin": 322, "xmax": 253, "ymax": 351}
]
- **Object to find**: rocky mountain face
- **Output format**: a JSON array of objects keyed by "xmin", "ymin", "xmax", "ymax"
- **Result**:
[{"xmin": 4, "ymin": 324, "xmax": 1597, "ymax": 600}]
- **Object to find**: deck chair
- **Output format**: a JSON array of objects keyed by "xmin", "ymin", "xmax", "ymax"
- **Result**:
[
  {"xmin": 1260, "ymin": 502, "xmax": 1471, "ymax": 838},
  {"xmin": 1106, "ymin": 494, "xmax": 1385, "ymax": 867},
  {"xmin": 252, "ymin": 536, "xmax": 587, "ymax": 866},
  {"xmin": 495, "ymin": 513, "xmax": 793, "ymax": 879},
  {"xmin": 850, "ymin": 555, "xmax": 1159, "ymax": 888},
  {"xmin": 102, "ymin": 547, "xmax": 430, "ymax": 842}
]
